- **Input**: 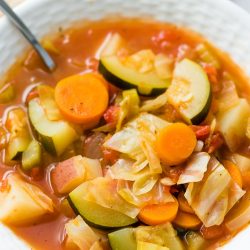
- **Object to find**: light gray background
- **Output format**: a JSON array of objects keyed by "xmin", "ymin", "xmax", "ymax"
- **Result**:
[{"xmin": 232, "ymin": 0, "xmax": 250, "ymax": 12}]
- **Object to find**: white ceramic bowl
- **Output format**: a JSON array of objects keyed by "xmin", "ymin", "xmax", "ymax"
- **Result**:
[{"xmin": 1, "ymin": 0, "xmax": 250, "ymax": 249}]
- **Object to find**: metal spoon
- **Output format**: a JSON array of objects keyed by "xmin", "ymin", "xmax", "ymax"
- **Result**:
[{"xmin": 0, "ymin": 0, "xmax": 56, "ymax": 71}]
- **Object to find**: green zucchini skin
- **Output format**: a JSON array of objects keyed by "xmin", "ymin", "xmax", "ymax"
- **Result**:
[
  {"xmin": 28, "ymin": 99, "xmax": 79, "ymax": 156},
  {"xmin": 98, "ymin": 61, "xmax": 167, "ymax": 97},
  {"xmin": 191, "ymin": 89, "xmax": 212, "ymax": 125},
  {"xmin": 67, "ymin": 196, "xmax": 138, "ymax": 230}
]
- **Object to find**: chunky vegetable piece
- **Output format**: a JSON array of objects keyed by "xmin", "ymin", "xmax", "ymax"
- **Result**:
[
  {"xmin": 22, "ymin": 140, "xmax": 42, "ymax": 170},
  {"xmin": 185, "ymin": 158, "xmax": 245, "ymax": 227},
  {"xmin": 155, "ymin": 123, "xmax": 196, "ymax": 165},
  {"xmin": 37, "ymin": 84, "xmax": 63, "ymax": 121},
  {"xmin": 52, "ymin": 156, "xmax": 86, "ymax": 194},
  {"xmin": 167, "ymin": 59, "xmax": 211, "ymax": 124},
  {"xmin": 52, "ymin": 155, "xmax": 102, "ymax": 194},
  {"xmin": 135, "ymin": 223, "xmax": 185, "ymax": 250},
  {"xmin": 65, "ymin": 215, "xmax": 101, "ymax": 250},
  {"xmin": 108, "ymin": 228, "xmax": 136, "ymax": 250},
  {"xmin": 5, "ymin": 108, "xmax": 31, "ymax": 162},
  {"xmin": 28, "ymin": 99, "xmax": 79, "ymax": 156},
  {"xmin": 55, "ymin": 73, "xmax": 109, "ymax": 124},
  {"xmin": 0, "ymin": 174, "xmax": 53, "ymax": 225},
  {"xmin": 217, "ymin": 98, "xmax": 250, "ymax": 151}
]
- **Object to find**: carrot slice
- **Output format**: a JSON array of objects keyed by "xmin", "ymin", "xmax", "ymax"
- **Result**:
[
  {"xmin": 200, "ymin": 224, "xmax": 224, "ymax": 240},
  {"xmin": 242, "ymin": 171, "xmax": 250, "ymax": 189},
  {"xmin": 178, "ymin": 192, "xmax": 194, "ymax": 214},
  {"xmin": 155, "ymin": 123, "xmax": 197, "ymax": 165},
  {"xmin": 223, "ymin": 160, "xmax": 243, "ymax": 188},
  {"xmin": 55, "ymin": 73, "xmax": 109, "ymax": 124},
  {"xmin": 173, "ymin": 211, "xmax": 201, "ymax": 229},
  {"xmin": 138, "ymin": 199, "xmax": 179, "ymax": 226}
]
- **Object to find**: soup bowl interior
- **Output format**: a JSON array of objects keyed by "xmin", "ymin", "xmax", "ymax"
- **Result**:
[{"xmin": 1, "ymin": 0, "xmax": 250, "ymax": 249}]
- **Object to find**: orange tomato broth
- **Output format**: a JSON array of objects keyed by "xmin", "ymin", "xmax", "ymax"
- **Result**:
[{"xmin": 1, "ymin": 18, "xmax": 250, "ymax": 250}]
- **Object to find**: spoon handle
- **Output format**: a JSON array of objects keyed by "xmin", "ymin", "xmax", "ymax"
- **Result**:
[{"xmin": 0, "ymin": 0, "xmax": 56, "ymax": 71}]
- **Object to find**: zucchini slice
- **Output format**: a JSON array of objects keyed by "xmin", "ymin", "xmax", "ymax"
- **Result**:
[
  {"xmin": 68, "ymin": 183, "xmax": 138, "ymax": 229},
  {"xmin": 99, "ymin": 55, "xmax": 170, "ymax": 96},
  {"xmin": 167, "ymin": 59, "xmax": 211, "ymax": 124},
  {"xmin": 28, "ymin": 99, "xmax": 79, "ymax": 156},
  {"xmin": 22, "ymin": 140, "xmax": 42, "ymax": 170},
  {"xmin": 5, "ymin": 108, "xmax": 31, "ymax": 162}
]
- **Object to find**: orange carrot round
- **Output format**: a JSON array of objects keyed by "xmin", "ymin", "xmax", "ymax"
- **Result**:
[
  {"xmin": 55, "ymin": 73, "xmax": 109, "ymax": 124},
  {"xmin": 178, "ymin": 192, "xmax": 194, "ymax": 214},
  {"xmin": 155, "ymin": 123, "xmax": 197, "ymax": 165},
  {"xmin": 138, "ymin": 198, "xmax": 178, "ymax": 226},
  {"xmin": 223, "ymin": 160, "xmax": 243, "ymax": 188},
  {"xmin": 173, "ymin": 211, "xmax": 201, "ymax": 229},
  {"xmin": 200, "ymin": 224, "xmax": 224, "ymax": 240}
]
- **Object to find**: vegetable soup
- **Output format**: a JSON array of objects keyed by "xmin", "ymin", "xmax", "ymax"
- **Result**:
[{"xmin": 1, "ymin": 18, "xmax": 250, "ymax": 250}]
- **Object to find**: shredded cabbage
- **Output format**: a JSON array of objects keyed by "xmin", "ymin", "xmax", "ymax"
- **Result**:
[
  {"xmin": 117, "ymin": 180, "xmax": 174, "ymax": 208},
  {"xmin": 132, "ymin": 174, "xmax": 159, "ymax": 196},
  {"xmin": 135, "ymin": 223, "xmax": 184, "ymax": 250},
  {"xmin": 104, "ymin": 114, "xmax": 168, "ymax": 174},
  {"xmin": 177, "ymin": 152, "xmax": 210, "ymax": 184},
  {"xmin": 185, "ymin": 157, "xmax": 245, "ymax": 227},
  {"xmin": 109, "ymin": 159, "xmax": 150, "ymax": 181}
]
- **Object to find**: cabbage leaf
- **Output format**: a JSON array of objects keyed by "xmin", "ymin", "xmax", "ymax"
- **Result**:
[
  {"xmin": 74, "ymin": 177, "xmax": 139, "ymax": 218},
  {"xmin": 65, "ymin": 215, "xmax": 102, "ymax": 250},
  {"xmin": 177, "ymin": 152, "xmax": 210, "ymax": 184},
  {"xmin": 104, "ymin": 113, "xmax": 169, "ymax": 174},
  {"xmin": 185, "ymin": 157, "xmax": 245, "ymax": 227}
]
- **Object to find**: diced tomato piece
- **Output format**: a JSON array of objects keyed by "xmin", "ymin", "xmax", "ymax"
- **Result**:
[
  {"xmin": 102, "ymin": 148, "xmax": 119, "ymax": 165},
  {"xmin": 206, "ymin": 132, "xmax": 224, "ymax": 154},
  {"xmin": 190, "ymin": 125, "xmax": 211, "ymax": 140},
  {"xmin": 30, "ymin": 167, "xmax": 43, "ymax": 180},
  {"xmin": 103, "ymin": 105, "xmax": 120, "ymax": 124}
]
